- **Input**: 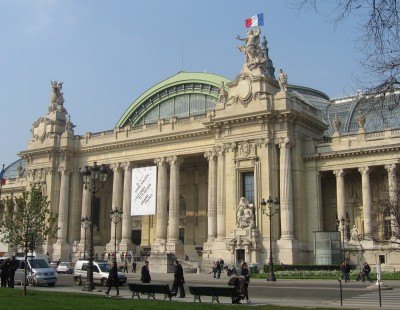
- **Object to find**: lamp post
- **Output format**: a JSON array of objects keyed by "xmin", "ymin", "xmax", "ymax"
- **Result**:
[
  {"xmin": 336, "ymin": 216, "xmax": 350, "ymax": 262},
  {"xmin": 261, "ymin": 196, "xmax": 280, "ymax": 282},
  {"xmin": 81, "ymin": 216, "xmax": 91, "ymax": 259},
  {"xmin": 0, "ymin": 164, "xmax": 5, "ymax": 221},
  {"xmin": 110, "ymin": 208, "xmax": 123, "ymax": 262},
  {"xmin": 81, "ymin": 162, "xmax": 108, "ymax": 292}
]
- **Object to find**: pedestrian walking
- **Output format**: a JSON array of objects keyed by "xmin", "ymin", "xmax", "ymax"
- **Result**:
[
  {"xmin": 140, "ymin": 260, "xmax": 151, "ymax": 283},
  {"xmin": 132, "ymin": 261, "xmax": 137, "ymax": 273},
  {"xmin": 361, "ymin": 261, "xmax": 373, "ymax": 283},
  {"xmin": 215, "ymin": 260, "xmax": 221, "ymax": 279},
  {"xmin": 123, "ymin": 260, "xmax": 128, "ymax": 273},
  {"xmin": 171, "ymin": 259, "xmax": 185, "ymax": 298},
  {"xmin": 105, "ymin": 261, "xmax": 119, "ymax": 296},
  {"xmin": 240, "ymin": 261, "xmax": 251, "ymax": 303},
  {"xmin": 340, "ymin": 261, "xmax": 351, "ymax": 282}
]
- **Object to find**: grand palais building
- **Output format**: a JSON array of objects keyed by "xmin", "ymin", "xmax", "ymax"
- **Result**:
[{"xmin": 2, "ymin": 27, "xmax": 400, "ymax": 271}]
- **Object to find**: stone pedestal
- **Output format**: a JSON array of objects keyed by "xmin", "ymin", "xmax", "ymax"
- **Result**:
[
  {"xmin": 277, "ymin": 238, "xmax": 299, "ymax": 264},
  {"xmin": 148, "ymin": 253, "xmax": 176, "ymax": 273},
  {"xmin": 165, "ymin": 240, "xmax": 184, "ymax": 258},
  {"xmin": 52, "ymin": 242, "xmax": 71, "ymax": 261}
]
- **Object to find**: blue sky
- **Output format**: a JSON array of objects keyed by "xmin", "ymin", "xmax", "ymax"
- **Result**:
[{"xmin": 0, "ymin": 0, "xmax": 363, "ymax": 167}]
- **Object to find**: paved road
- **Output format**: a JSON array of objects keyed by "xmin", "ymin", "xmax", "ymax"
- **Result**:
[{"xmin": 23, "ymin": 272, "xmax": 400, "ymax": 309}]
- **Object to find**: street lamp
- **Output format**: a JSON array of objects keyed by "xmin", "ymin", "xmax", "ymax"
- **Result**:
[
  {"xmin": 110, "ymin": 208, "xmax": 123, "ymax": 262},
  {"xmin": 261, "ymin": 196, "xmax": 280, "ymax": 282},
  {"xmin": 81, "ymin": 162, "xmax": 108, "ymax": 291},
  {"xmin": 81, "ymin": 216, "xmax": 91, "ymax": 259},
  {"xmin": 0, "ymin": 164, "xmax": 5, "ymax": 221},
  {"xmin": 336, "ymin": 216, "xmax": 350, "ymax": 262}
]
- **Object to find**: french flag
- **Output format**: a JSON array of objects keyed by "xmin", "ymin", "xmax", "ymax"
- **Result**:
[{"xmin": 245, "ymin": 13, "xmax": 264, "ymax": 28}]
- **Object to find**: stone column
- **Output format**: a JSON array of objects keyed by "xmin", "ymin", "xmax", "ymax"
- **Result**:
[
  {"xmin": 359, "ymin": 167, "xmax": 373, "ymax": 239},
  {"xmin": 277, "ymin": 137, "xmax": 294, "ymax": 240},
  {"xmin": 56, "ymin": 166, "xmax": 70, "ymax": 245},
  {"xmin": 385, "ymin": 164, "xmax": 398, "ymax": 237},
  {"xmin": 154, "ymin": 157, "xmax": 168, "ymax": 247},
  {"xmin": 108, "ymin": 163, "xmax": 123, "ymax": 251},
  {"xmin": 79, "ymin": 182, "xmax": 91, "ymax": 256},
  {"xmin": 120, "ymin": 162, "xmax": 133, "ymax": 250},
  {"xmin": 166, "ymin": 156, "xmax": 183, "ymax": 254},
  {"xmin": 333, "ymin": 169, "xmax": 346, "ymax": 240},
  {"xmin": 216, "ymin": 146, "xmax": 226, "ymax": 239},
  {"xmin": 205, "ymin": 150, "xmax": 217, "ymax": 241}
]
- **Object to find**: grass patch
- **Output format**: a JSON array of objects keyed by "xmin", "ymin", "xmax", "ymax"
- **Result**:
[{"xmin": 0, "ymin": 289, "xmax": 344, "ymax": 310}]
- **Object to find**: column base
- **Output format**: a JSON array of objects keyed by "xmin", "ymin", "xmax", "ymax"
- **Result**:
[
  {"xmin": 165, "ymin": 240, "xmax": 184, "ymax": 257},
  {"xmin": 52, "ymin": 242, "xmax": 72, "ymax": 261},
  {"xmin": 277, "ymin": 238, "xmax": 299, "ymax": 264},
  {"xmin": 148, "ymin": 253, "xmax": 176, "ymax": 273}
]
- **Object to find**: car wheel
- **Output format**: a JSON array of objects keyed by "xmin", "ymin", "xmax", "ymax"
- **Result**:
[
  {"xmin": 101, "ymin": 278, "xmax": 108, "ymax": 287},
  {"xmin": 74, "ymin": 276, "xmax": 82, "ymax": 286},
  {"xmin": 68, "ymin": 269, "xmax": 73, "ymax": 274},
  {"xmin": 48, "ymin": 283, "xmax": 55, "ymax": 287}
]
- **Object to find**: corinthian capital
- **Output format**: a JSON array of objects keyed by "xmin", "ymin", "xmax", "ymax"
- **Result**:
[
  {"xmin": 110, "ymin": 163, "xmax": 121, "ymax": 172},
  {"xmin": 385, "ymin": 163, "xmax": 397, "ymax": 175},
  {"xmin": 275, "ymin": 137, "xmax": 295, "ymax": 149},
  {"xmin": 358, "ymin": 167, "xmax": 370, "ymax": 175},
  {"xmin": 154, "ymin": 157, "xmax": 167, "ymax": 167},
  {"xmin": 166, "ymin": 156, "xmax": 184, "ymax": 166},
  {"xmin": 333, "ymin": 169, "xmax": 345, "ymax": 178},
  {"xmin": 204, "ymin": 151, "xmax": 217, "ymax": 161}
]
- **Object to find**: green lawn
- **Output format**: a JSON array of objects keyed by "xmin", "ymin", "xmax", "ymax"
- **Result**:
[{"xmin": 0, "ymin": 289, "xmax": 348, "ymax": 310}]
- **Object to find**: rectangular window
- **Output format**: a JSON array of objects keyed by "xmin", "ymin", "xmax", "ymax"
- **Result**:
[{"xmin": 242, "ymin": 172, "xmax": 254, "ymax": 204}]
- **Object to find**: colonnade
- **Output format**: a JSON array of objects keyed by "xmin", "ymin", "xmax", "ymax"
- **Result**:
[{"xmin": 333, "ymin": 163, "xmax": 398, "ymax": 240}]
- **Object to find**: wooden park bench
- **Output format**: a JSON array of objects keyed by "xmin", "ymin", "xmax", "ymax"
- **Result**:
[
  {"xmin": 188, "ymin": 285, "xmax": 241, "ymax": 304},
  {"xmin": 128, "ymin": 283, "xmax": 173, "ymax": 301}
]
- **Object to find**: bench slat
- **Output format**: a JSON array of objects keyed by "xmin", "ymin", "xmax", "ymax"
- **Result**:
[
  {"xmin": 188, "ymin": 285, "xmax": 239, "ymax": 304},
  {"xmin": 129, "ymin": 283, "xmax": 172, "ymax": 301}
]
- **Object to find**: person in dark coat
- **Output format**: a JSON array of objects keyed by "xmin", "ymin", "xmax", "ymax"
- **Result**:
[
  {"xmin": 240, "ymin": 261, "xmax": 251, "ymax": 303},
  {"xmin": 8, "ymin": 256, "xmax": 18, "ymax": 288},
  {"xmin": 0, "ymin": 259, "xmax": 10, "ymax": 287},
  {"xmin": 341, "ymin": 261, "xmax": 351, "ymax": 282},
  {"xmin": 171, "ymin": 259, "xmax": 185, "ymax": 298},
  {"xmin": 132, "ymin": 261, "xmax": 137, "ymax": 273},
  {"xmin": 140, "ymin": 260, "xmax": 151, "ymax": 283},
  {"xmin": 105, "ymin": 261, "xmax": 119, "ymax": 296}
]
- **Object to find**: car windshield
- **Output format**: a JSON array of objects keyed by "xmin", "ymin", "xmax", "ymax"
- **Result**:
[
  {"xmin": 98, "ymin": 263, "xmax": 111, "ymax": 272},
  {"xmin": 30, "ymin": 259, "xmax": 50, "ymax": 269},
  {"xmin": 59, "ymin": 262, "xmax": 67, "ymax": 267}
]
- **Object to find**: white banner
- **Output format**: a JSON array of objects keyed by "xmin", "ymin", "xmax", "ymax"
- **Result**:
[{"xmin": 131, "ymin": 166, "xmax": 157, "ymax": 216}]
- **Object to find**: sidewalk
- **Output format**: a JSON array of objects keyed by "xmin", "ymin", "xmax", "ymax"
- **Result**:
[{"xmin": 23, "ymin": 271, "xmax": 400, "ymax": 309}]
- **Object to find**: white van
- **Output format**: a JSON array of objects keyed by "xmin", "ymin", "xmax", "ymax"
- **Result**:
[{"xmin": 73, "ymin": 260, "xmax": 127, "ymax": 287}]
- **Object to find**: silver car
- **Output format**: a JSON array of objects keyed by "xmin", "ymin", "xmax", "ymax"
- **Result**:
[{"xmin": 16, "ymin": 258, "xmax": 58, "ymax": 287}]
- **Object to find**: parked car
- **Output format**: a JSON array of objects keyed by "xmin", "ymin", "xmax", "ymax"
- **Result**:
[
  {"xmin": 56, "ymin": 261, "xmax": 73, "ymax": 274},
  {"xmin": 73, "ymin": 260, "xmax": 127, "ymax": 287},
  {"xmin": 0, "ymin": 256, "xmax": 58, "ymax": 287}
]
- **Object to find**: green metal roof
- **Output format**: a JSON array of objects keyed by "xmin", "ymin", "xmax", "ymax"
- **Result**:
[{"xmin": 116, "ymin": 71, "xmax": 230, "ymax": 127}]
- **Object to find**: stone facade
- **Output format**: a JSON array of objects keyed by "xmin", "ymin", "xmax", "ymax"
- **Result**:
[{"xmin": 1, "ymin": 27, "xmax": 400, "ymax": 271}]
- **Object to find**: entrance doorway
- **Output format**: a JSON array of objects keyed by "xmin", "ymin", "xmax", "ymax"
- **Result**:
[{"xmin": 236, "ymin": 249, "xmax": 245, "ymax": 264}]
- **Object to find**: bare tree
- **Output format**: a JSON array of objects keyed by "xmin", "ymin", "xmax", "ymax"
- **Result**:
[
  {"xmin": 0, "ymin": 187, "xmax": 58, "ymax": 295},
  {"xmin": 289, "ymin": 0, "xmax": 400, "ymax": 97}
]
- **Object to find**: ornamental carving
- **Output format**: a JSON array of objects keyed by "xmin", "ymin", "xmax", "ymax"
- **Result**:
[
  {"xmin": 236, "ymin": 197, "xmax": 255, "ymax": 228},
  {"xmin": 239, "ymin": 141, "xmax": 252, "ymax": 157}
]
